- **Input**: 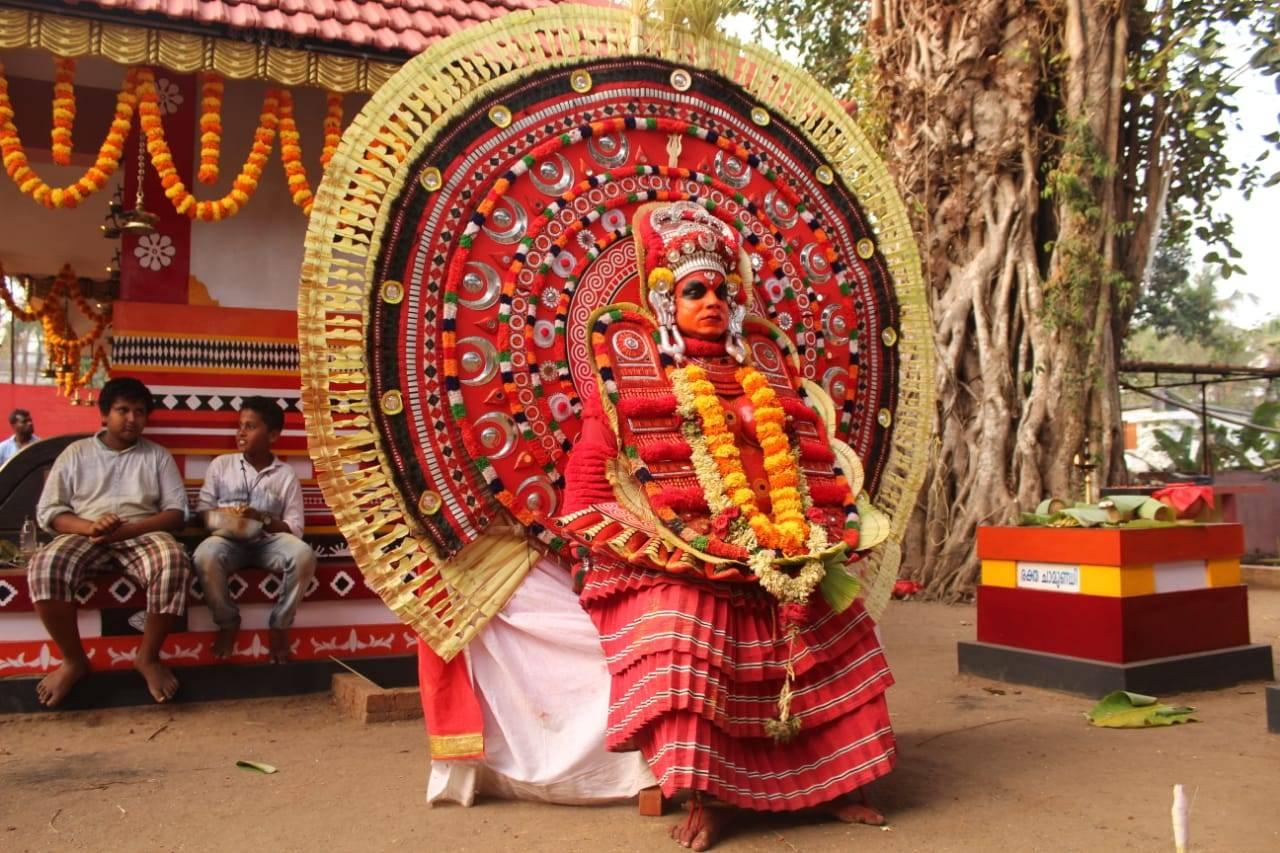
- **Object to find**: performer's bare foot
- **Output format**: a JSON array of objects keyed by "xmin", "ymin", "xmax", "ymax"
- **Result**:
[
  {"xmin": 268, "ymin": 628, "xmax": 291, "ymax": 664},
  {"xmin": 135, "ymin": 659, "xmax": 179, "ymax": 703},
  {"xmin": 35, "ymin": 657, "xmax": 89, "ymax": 707},
  {"xmin": 670, "ymin": 796, "xmax": 725, "ymax": 851},
  {"xmin": 211, "ymin": 620, "xmax": 240, "ymax": 659},
  {"xmin": 827, "ymin": 792, "xmax": 886, "ymax": 826}
]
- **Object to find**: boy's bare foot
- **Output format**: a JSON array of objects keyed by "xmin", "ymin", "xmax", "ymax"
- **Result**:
[
  {"xmin": 211, "ymin": 620, "xmax": 240, "ymax": 659},
  {"xmin": 268, "ymin": 628, "xmax": 290, "ymax": 664},
  {"xmin": 35, "ymin": 657, "xmax": 90, "ymax": 707},
  {"xmin": 670, "ymin": 797, "xmax": 725, "ymax": 851},
  {"xmin": 135, "ymin": 659, "xmax": 179, "ymax": 703}
]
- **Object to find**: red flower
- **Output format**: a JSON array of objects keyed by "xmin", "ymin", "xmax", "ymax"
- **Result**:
[
  {"xmin": 780, "ymin": 602, "xmax": 811, "ymax": 626},
  {"xmin": 711, "ymin": 506, "xmax": 740, "ymax": 536},
  {"xmin": 841, "ymin": 528, "xmax": 860, "ymax": 550}
]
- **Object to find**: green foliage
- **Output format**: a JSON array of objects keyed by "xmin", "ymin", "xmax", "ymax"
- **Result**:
[
  {"xmin": 735, "ymin": 0, "xmax": 867, "ymax": 96},
  {"xmin": 1131, "ymin": 232, "xmax": 1224, "ymax": 344},
  {"xmin": 1152, "ymin": 399, "xmax": 1280, "ymax": 474},
  {"xmin": 733, "ymin": 0, "xmax": 886, "ymax": 142},
  {"xmin": 1131, "ymin": 2, "xmax": 1279, "ymax": 278}
]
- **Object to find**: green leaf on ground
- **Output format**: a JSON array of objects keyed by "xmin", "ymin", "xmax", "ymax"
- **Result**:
[
  {"xmin": 1085, "ymin": 691, "xmax": 1197, "ymax": 727},
  {"xmin": 236, "ymin": 760, "xmax": 278, "ymax": 774}
]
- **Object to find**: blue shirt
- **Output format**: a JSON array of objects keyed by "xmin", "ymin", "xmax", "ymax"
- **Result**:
[{"xmin": 0, "ymin": 434, "xmax": 39, "ymax": 467}]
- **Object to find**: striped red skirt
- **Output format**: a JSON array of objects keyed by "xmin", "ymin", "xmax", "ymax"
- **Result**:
[{"xmin": 580, "ymin": 559, "xmax": 896, "ymax": 812}]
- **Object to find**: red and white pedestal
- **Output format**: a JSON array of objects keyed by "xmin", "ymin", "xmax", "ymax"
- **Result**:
[{"xmin": 957, "ymin": 524, "xmax": 1274, "ymax": 696}]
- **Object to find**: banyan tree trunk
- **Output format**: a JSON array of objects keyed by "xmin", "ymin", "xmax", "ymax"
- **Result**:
[{"xmin": 867, "ymin": 0, "xmax": 1155, "ymax": 599}]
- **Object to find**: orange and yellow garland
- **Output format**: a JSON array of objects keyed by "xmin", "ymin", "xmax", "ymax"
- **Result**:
[
  {"xmin": 682, "ymin": 363, "xmax": 809, "ymax": 555},
  {"xmin": 196, "ymin": 72, "xmax": 224, "ymax": 185},
  {"xmin": 3, "ymin": 61, "xmax": 345, "ymax": 219},
  {"xmin": 137, "ymin": 68, "xmax": 280, "ymax": 221},
  {"xmin": 321, "ymin": 91, "xmax": 343, "ymax": 169},
  {"xmin": 0, "ymin": 61, "xmax": 137, "ymax": 209},
  {"xmin": 0, "ymin": 262, "xmax": 110, "ymax": 397},
  {"xmin": 51, "ymin": 57, "xmax": 75, "ymax": 166},
  {"xmin": 278, "ymin": 89, "xmax": 315, "ymax": 215}
]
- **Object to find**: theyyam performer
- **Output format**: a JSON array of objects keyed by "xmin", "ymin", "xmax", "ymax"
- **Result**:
[{"xmin": 298, "ymin": 4, "xmax": 933, "ymax": 850}]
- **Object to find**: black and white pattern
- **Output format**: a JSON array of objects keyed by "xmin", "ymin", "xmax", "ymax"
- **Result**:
[{"xmin": 113, "ymin": 336, "xmax": 299, "ymax": 372}]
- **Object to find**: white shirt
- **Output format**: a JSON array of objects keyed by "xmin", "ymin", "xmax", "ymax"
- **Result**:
[
  {"xmin": 196, "ymin": 453, "xmax": 306, "ymax": 538},
  {"xmin": 37, "ymin": 433, "xmax": 188, "ymax": 530}
]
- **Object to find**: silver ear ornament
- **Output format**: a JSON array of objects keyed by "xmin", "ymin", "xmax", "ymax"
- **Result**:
[
  {"xmin": 648, "ymin": 286, "xmax": 686, "ymax": 362},
  {"xmin": 725, "ymin": 303, "xmax": 747, "ymax": 364}
]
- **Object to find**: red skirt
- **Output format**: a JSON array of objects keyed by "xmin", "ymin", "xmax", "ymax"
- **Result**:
[{"xmin": 580, "ymin": 560, "xmax": 896, "ymax": 812}]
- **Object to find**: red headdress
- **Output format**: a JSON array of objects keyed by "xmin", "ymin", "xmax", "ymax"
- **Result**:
[{"xmin": 633, "ymin": 201, "xmax": 752, "ymax": 308}]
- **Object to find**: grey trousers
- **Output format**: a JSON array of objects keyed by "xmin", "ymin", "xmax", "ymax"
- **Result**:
[{"xmin": 193, "ymin": 533, "xmax": 317, "ymax": 630}]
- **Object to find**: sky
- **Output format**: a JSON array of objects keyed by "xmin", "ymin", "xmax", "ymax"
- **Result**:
[
  {"xmin": 723, "ymin": 13, "xmax": 1280, "ymax": 330},
  {"xmin": 1201, "ymin": 54, "xmax": 1279, "ymax": 328}
]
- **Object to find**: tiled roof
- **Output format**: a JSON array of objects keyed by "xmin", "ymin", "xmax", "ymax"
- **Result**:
[{"xmin": 62, "ymin": 0, "xmax": 565, "ymax": 54}]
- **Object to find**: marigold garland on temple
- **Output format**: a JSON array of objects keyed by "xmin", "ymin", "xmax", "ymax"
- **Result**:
[
  {"xmin": 2, "ymin": 61, "xmax": 345, "ymax": 221},
  {"xmin": 0, "ymin": 261, "xmax": 110, "ymax": 398},
  {"xmin": 51, "ymin": 57, "xmax": 75, "ymax": 167},
  {"xmin": 321, "ymin": 91, "xmax": 343, "ymax": 169},
  {"xmin": 137, "ymin": 68, "xmax": 280, "ymax": 222},
  {"xmin": 0, "ymin": 61, "xmax": 137, "ymax": 210},
  {"xmin": 196, "ymin": 72, "xmax": 224, "ymax": 185},
  {"xmin": 278, "ymin": 89, "xmax": 315, "ymax": 215}
]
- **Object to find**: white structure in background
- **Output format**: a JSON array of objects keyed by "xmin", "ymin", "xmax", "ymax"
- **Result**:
[{"xmin": 1124, "ymin": 407, "xmax": 1201, "ymax": 473}]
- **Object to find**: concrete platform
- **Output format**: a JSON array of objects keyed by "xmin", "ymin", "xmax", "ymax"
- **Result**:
[
  {"xmin": 0, "ymin": 654, "xmax": 416, "ymax": 713},
  {"xmin": 958, "ymin": 640, "xmax": 1274, "ymax": 698}
]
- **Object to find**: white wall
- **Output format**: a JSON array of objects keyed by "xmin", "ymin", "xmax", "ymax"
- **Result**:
[{"xmin": 188, "ymin": 79, "xmax": 358, "ymax": 310}]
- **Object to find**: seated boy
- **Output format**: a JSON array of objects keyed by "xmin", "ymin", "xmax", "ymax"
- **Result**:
[
  {"xmin": 193, "ymin": 396, "xmax": 314, "ymax": 664},
  {"xmin": 29, "ymin": 377, "xmax": 190, "ymax": 707}
]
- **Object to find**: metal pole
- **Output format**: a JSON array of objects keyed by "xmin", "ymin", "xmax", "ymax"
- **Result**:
[{"xmin": 1200, "ymin": 382, "xmax": 1212, "ymax": 476}]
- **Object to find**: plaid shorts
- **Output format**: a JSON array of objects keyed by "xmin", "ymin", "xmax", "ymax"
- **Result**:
[{"xmin": 27, "ymin": 532, "xmax": 192, "ymax": 615}]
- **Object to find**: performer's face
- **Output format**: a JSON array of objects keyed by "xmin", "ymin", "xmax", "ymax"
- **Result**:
[{"xmin": 675, "ymin": 271, "xmax": 729, "ymax": 340}]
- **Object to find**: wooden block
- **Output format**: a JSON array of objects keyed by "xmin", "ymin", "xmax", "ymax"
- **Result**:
[
  {"xmin": 1079, "ymin": 564, "xmax": 1155, "ymax": 597},
  {"xmin": 980, "ymin": 560, "xmax": 1017, "ymax": 588},
  {"xmin": 1206, "ymin": 558, "xmax": 1241, "ymax": 587},
  {"xmin": 976, "ymin": 584, "xmax": 1252, "ymax": 664},
  {"xmin": 638, "ymin": 786, "xmax": 665, "ymax": 817},
  {"xmin": 977, "ymin": 524, "xmax": 1243, "ymax": 566}
]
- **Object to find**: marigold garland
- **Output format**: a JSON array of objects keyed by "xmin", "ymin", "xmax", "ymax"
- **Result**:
[
  {"xmin": 680, "ymin": 363, "xmax": 809, "ymax": 555},
  {"xmin": 278, "ymin": 89, "xmax": 315, "ymax": 215},
  {"xmin": 51, "ymin": 57, "xmax": 75, "ymax": 166},
  {"xmin": 321, "ymin": 91, "xmax": 343, "ymax": 169},
  {"xmin": 196, "ymin": 72, "xmax": 224, "ymax": 185},
  {"xmin": 137, "ymin": 68, "xmax": 279, "ymax": 221},
  {"xmin": 0, "ymin": 62, "xmax": 137, "ymax": 209},
  {"xmin": 0, "ymin": 261, "xmax": 109, "ymax": 397}
]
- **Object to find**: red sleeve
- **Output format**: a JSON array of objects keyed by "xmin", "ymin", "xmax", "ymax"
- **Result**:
[{"xmin": 561, "ymin": 393, "xmax": 618, "ymax": 514}]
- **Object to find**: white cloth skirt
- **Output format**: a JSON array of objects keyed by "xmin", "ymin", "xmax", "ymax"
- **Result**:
[{"xmin": 426, "ymin": 557, "xmax": 656, "ymax": 806}]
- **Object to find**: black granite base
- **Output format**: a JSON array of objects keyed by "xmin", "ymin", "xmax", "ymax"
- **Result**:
[
  {"xmin": 1268, "ymin": 684, "xmax": 1280, "ymax": 734},
  {"xmin": 957, "ymin": 641, "xmax": 1274, "ymax": 698},
  {"xmin": 0, "ymin": 655, "xmax": 417, "ymax": 714}
]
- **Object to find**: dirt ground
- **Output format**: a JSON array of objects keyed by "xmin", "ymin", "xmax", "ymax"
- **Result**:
[{"xmin": 2, "ymin": 591, "xmax": 1278, "ymax": 853}]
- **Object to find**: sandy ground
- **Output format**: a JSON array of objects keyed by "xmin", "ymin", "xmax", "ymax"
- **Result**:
[{"xmin": 1, "ymin": 591, "xmax": 1278, "ymax": 853}]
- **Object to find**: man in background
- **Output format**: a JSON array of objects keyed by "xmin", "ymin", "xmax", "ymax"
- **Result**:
[{"xmin": 0, "ymin": 408, "xmax": 39, "ymax": 466}]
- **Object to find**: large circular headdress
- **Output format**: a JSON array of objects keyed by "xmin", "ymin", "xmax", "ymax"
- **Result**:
[{"xmin": 299, "ymin": 6, "xmax": 933, "ymax": 660}]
